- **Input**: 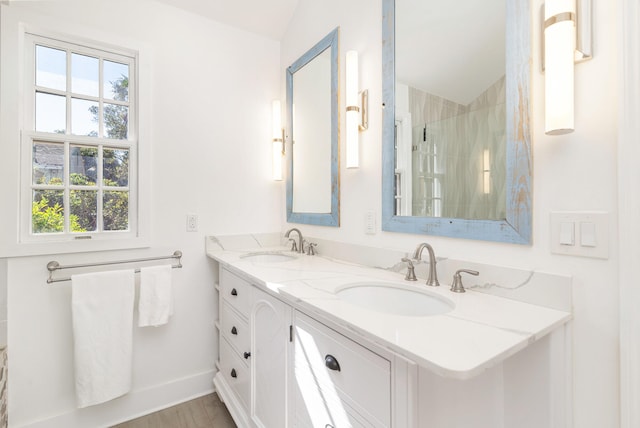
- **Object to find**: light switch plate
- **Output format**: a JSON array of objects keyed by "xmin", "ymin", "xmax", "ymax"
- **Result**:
[
  {"xmin": 365, "ymin": 211, "xmax": 376, "ymax": 235},
  {"xmin": 550, "ymin": 211, "xmax": 609, "ymax": 259}
]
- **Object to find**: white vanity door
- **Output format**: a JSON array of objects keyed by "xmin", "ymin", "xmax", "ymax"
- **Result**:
[
  {"xmin": 292, "ymin": 311, "xmax": 391, "ymax": 428},
  {"xmin": 251, "ymin": 287, "xmax": 292, "ymax": 428}
]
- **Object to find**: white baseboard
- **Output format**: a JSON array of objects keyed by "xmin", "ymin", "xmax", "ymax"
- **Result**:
[{"xmin": 16, "ymin": 370, "xmax": 215, "ymax": 428}]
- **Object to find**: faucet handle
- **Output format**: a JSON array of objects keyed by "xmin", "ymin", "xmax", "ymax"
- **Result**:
[
  {"xmin": 306, "ymin": 242, "xmax": 317, "ymax": 256},
  {"xmin": 401, "ymin": 257, "xmax": 417, "ymax": 281},
  {"xmin": 288, "ymin": 238, "xmax": 298, "ymax": 252},
  {"xmin": 450, "ymin": 269, "xmax": 479, "ymax": 293}
]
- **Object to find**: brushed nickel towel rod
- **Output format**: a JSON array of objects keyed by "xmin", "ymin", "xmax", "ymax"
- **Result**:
[{"xmin": 46, "ymin": 250, "xmax": 183, "ymax": 284}]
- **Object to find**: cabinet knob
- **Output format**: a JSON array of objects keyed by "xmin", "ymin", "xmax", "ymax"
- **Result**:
[
  {"xmin": 231, "ymin": 326, "xmax": 238, "ymax": 335},
  {"xmin": 243, "ymin": 351, "xmax": 251, "ymax": 359},
  {"xmin": 324, "ymin": 354, "xmax": 341, "ymax": 371},
  {"xmin": 230, "ymin": 368, "xmax": 237, "ymax": 378},
  {"xmin": 230, "ymin": 288, "xmax": 238, "ymax": 296}
]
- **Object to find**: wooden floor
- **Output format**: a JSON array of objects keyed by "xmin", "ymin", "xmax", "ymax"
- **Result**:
[{"xmin": 111, "ymin": 393, "xmax": 236, "ymax": 428}]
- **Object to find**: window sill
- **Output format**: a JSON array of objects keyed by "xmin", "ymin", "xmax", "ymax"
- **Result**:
[{"xmin": 0, "ymin": 235, "xmax": 150, "ymax": 258}]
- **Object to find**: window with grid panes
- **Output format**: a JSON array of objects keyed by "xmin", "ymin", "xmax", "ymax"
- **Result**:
[{"xmin": 22, "ymin": 33, "xmax": 138, "ymax": 242}]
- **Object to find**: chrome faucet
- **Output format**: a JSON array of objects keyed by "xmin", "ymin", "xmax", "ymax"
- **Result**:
[
  {"xmin": 284, "ymin": 228, "xmax": 304, "ymax": 254},
  {"xmin": 412, "ymin": 243, "xmax": 440, "ymax": 287}
]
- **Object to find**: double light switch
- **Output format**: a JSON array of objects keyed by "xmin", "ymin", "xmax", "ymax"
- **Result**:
[{"xmin": 551, "ymin": 212, "xmax": 608, "ymax": 259}]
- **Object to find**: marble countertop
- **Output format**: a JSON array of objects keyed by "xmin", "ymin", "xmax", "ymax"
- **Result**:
[{"xmin": 207, "ymin": 243, "xmax": 572, "ymax": 380}]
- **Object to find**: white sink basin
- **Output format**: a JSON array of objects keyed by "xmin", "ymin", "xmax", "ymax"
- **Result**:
[
  {"xmin": 336, "ymin": 283, "xmax": 454, "ymax": 317},
  {"xmin": 240, "ymin": 251, "xmax": 297, "ymax": 263}
]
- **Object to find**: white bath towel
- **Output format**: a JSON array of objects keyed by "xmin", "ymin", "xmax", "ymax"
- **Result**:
[
  {"xmin": 71, "ymin": 269, "xmax": 135, "ymax": 408},
  {"xmin": 138, "ymin": 265, "xmax": 174, "ymax": 327}
]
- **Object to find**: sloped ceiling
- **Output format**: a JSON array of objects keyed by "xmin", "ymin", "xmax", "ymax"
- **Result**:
[{"xmin": 152, "ymin": 0, "xmax": 300, "ymax": 41}]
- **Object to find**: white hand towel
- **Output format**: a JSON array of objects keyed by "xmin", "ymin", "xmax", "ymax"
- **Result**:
[
  {"xmin": 138, "ymin": 265, "xmax": 174, "ymax": 327},
  {"xmin": 71, "ymin": 269, "xmax": 135, "ymax": 408}
]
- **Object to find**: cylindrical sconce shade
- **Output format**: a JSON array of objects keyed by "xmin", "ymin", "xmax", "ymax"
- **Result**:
[
  {"xmin": 272, "ymin": 100, "xmax": 283, "ymax": 181},
  {"xmin": 544, "ymin": 0, "xmax": 576, "ymax": 135},
  {"xmin": 483, "ymin": 149, "xmax": 491, "ymax": 194},
  {"xmin": 346, "ymin": 50, "xmax": 359, "ymax": 168}
]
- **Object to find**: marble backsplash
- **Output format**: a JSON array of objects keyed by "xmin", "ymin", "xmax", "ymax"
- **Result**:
[{"xmin": 205, "ymin": 234, "xmax": 572, "ymax": 313}]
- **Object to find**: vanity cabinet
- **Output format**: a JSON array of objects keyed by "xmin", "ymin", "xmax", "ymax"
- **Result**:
[
  {"xmin": 216, "ymin": 267, "xmax": 292, "ymax": 428},
  {"xmin": 215, "ymin": 267, "xmax": 404, "ymax": 428}
]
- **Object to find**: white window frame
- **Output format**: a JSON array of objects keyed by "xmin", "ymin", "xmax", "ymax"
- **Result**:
[{"xmin": 20, "ymin": 31, "xmax": 140, "ymax": 245}]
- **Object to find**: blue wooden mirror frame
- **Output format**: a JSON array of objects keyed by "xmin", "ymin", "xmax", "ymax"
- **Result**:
[
  {"xmin": 286, "ymin": 27, "xmax": 340, "ymax": 227},
  {"xmin": 381, "ymin": 0, "xmax": 532, "ymax": 244}
]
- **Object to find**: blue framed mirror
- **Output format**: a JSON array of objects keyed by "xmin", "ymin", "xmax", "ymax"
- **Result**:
[
  {"xmin": 286, "ymin": 27, "xmax": 340, "ymax": 227},
  {"xmin": 381, "ymin": 0, "xmax": 532, "ymax": 244}
]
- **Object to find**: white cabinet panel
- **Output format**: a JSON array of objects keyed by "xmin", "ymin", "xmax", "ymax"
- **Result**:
[
  {"xmin": 221, "ymin": 268, "xmax": 251, "ymax": 315},
  {"xmin": 251, "ymin": 288, "xmax": 291, "ymax": 428},
  {"xmin": 221, "ymin": 301, "xmax": 250, "ymax": 357},
  {"xmin": 293, "ymin": 311, "xmax": 391, "ymax": 427}
]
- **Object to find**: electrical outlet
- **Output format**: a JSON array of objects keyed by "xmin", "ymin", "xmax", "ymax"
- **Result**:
[{"xmin": 186, "ymin": 214, "xmax": 198, "ymax": 232}]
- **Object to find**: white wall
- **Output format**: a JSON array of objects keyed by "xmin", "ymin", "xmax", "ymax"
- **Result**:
[
  {"xmin": 1, "ymin": 0, "xmax": 282, "ymax": 426},
  {"xmin": 281, "ymin": 0, "xmax": 619, "ymax": 427},
  {"xmin": 0, "ymin": 0, "xmax": 621, "ymax": 425}
]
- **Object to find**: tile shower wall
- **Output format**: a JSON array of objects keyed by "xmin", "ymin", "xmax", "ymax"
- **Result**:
[{"xmin": 408, "ymin": 77, "xmax": 506, "ymax": 220}]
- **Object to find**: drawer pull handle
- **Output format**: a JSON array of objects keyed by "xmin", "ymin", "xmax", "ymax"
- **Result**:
[
  {"xmin": 231, "ymin": 326, "xmax": 238, "ymax": 335},
  {"xmin": 324, "ymin": 354, "xmax": 341, "ymax": 372},
  {"xmin": 230, "ymin": 368, "xmax": 237, "ymax": 378},
  {"xmin": 243, "ymin": 351, "xmax": 251, "ymax": 359},
  {"xmin": 231, "ymin": 288, "xmax": 238, "ymax": 296}
]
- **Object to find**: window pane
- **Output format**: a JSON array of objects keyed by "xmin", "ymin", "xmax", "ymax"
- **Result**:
[
  {"xmin": 71, "ymin": 53, "xmax": 99, "ymax": 97},
  {"xmin": 70, "ymin": 190, "xmax": 97, "ymax": 232},
  {"xmin": 103, "ymin": 60, "xmax": 129, "ymax": 101},
  {"xmin": 103, "ymin": 191, "xmax": 129, "ymax": 231},
  {"xmin": 32, "ymin": 189, "xmax": 64, "ymax": 233},
  {"xmin": 36, "ymin": 45, "xmax": 66, "ymax": 91},
  {"xmin": 71, "ymin": 98, "xmax": 99, "ymax": 136},
  {"xmin": 69, "ymin": 146, "xmax": 97, "ymax": 185},
  {"xmin": 35, "ymin": 92, "xmax": 66, "ymax": 133},
  {"xmin": 103, "ymin": 148, "xmax": 129, "ymax": 186},
  {"xmin": 33, "ymin": 142, "xmax": 64, "ymax": 185},
  {"xmin": 103, "ymin": 103, "xmax": 128, "ymax": 139}
]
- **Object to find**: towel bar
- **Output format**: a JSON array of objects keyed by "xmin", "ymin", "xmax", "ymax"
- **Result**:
[{"xmin": 46, "ymin": 250, "xmax": 183, "ymax": 284}]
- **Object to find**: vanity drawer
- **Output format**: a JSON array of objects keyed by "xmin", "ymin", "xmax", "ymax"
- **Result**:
[
  {"xmin": 294, "ymin": 399, "xmax": 370, "ymax": 428},
  {"xmin": 220, "ymin": 302, "xmax": 250, "ymax": 356},
  {"xmin": 220, "ymin": 268, "xmax": 251, "ymax": 315},
  {"xmin": 293, "ymin": 312, "xmax": 391, "ymax": 426},
  {"xmin": 219, "ymin": 336, "xmax": 250, "ymax": 411}
]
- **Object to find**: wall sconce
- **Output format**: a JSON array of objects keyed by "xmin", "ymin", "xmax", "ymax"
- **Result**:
[
  {"xmin": 542, "ymin": 0, "xmax": 592, "ymax": 135},
  {"xmin": 271, "ymin": 100, "xmax": 285, "ymax": 181},
  {"xmin": 345, "ymin": 50, "xmax": 368, "ymax": 168},
  {"xmin": 483, "ymin": 149, "xmax": 491, "ymax": 194}
]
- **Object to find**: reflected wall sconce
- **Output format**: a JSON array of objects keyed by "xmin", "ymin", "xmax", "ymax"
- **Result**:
[
  {"xmin": 483, "ymin": 149, "xmax": 491, "ymax": 194},
  {"xmin": 271, "ymin": 100, "xmax": 285, "ymax": 181},
  {"xmin": 345, "ymin": 50, "xmax": 368, "ymax": 168},
  {"xmin": 542, "ymin": 0, "xmax": 592, "ymax": 135}
]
